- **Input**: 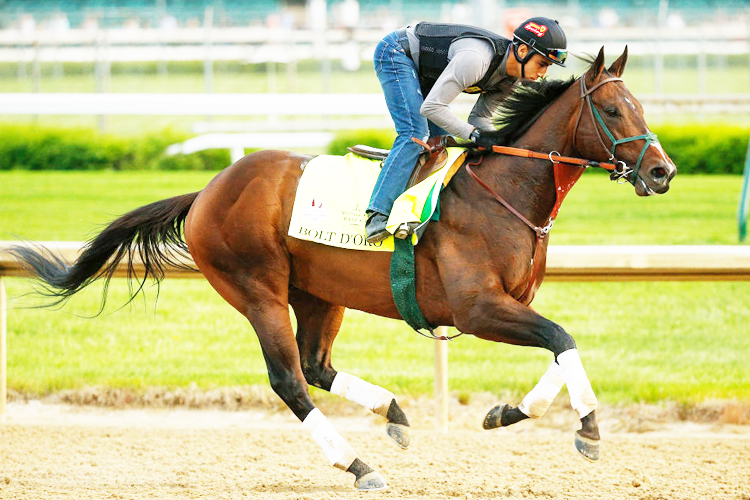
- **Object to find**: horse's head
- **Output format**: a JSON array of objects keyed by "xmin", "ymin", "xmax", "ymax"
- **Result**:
[{"xmin": 574, "ymin": 47, "xmax": 676, "ymax": 196}]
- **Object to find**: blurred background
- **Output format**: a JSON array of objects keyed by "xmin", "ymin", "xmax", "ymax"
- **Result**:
[
  {"xmin": 2, "ymin": 1, "xmax": 749, "ymax": 227},
  {"xmin": 1, "ymin": 0, "xmax": 749, "ymax": 223},
  {"xmin": 1, "ymin": 0, "xmax": 748, "ymax": 137}
]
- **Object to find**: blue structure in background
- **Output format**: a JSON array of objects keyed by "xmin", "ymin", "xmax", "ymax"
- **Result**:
[
  {"xmin": 0, "ymin": 0, "xmax": 283, "ymax": 28},
  {"xmin": 1, "ymin": 0, "xmax": 749, "ymax": 29},
  {"xmin": 739, "ymin": 138, "xmax": 750, "ymax": 243}
]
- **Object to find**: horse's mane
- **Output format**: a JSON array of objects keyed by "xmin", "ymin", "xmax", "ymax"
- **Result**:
[
  {"xmin": 489, "ymin": 55, "xmax": 598, "ymax": 143},
  {"xmin": 491, "ymin": 77, "xmax": 577, "ymax": 142}
]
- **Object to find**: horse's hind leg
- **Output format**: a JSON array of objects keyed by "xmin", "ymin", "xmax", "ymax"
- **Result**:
[
  {"xmin": 191, "ymin": 260, "xmax": 387, "ymax": 490},
  {"xmin": 252, "ymin": 304, "xmax": 388, "ymax": 489},
  {"xmin": 290, "ymin": 288, "xmax": 411, "ymax": 449}
]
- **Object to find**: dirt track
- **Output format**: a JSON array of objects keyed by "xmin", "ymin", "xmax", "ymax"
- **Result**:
[{"xmin": 1, "ymin": 401, "xmax": 749, "ymax": 500}]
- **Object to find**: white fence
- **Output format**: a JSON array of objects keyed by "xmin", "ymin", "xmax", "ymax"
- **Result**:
[
  {"xmin": 5, "ymin": 92, "xmax": 750, "ymax": 117},
  {"xmin": 2, "ymin": 23, "xmax": 748, "ymax": 99},
  {"xmin": 2, "ymin": 25, "xmax": 750, "ymax": 63},
  {"xmin": 0, "ymin": 92, "xmax": 390, "ymax": 116}
]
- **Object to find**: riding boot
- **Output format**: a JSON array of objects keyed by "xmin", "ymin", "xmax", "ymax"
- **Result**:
[{"xmin": 365, "ymin": 211, "xmax": 390, "ymax": 244}]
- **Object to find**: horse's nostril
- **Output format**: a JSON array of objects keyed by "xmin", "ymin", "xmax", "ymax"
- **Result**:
[{"xmin": 651, "ymin": 167, "xmax": 667, "ymax": 180}]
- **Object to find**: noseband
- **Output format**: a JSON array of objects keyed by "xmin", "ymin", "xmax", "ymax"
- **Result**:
[{"xmin": 574, "ymin": 75, "xmax": 659, "ymax": 188}]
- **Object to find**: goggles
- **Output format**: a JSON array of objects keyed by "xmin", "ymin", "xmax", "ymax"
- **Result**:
[{"xmin": 543, "ymin": 48, "xmax": 568, "ymax": 64}]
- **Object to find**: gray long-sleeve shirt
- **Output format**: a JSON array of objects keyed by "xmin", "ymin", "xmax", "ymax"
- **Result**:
[{"xmin": 405, "ymin": 27, "xmax": 518, "ymax": 140}]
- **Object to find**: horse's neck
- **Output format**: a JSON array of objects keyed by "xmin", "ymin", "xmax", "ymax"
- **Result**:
[
  {"xmin": 448, "ymin": 90, "xmax": 580, "ymax": 233},
  {"xmin": 477, "ymin": 155, "xmax": 553, "ymax": 229},
  {"xmin": 514, "ymin": 90, "xmax": 580, "ymax": 157},
  {"xmin": 498, "ymin": 93, "xmax": 580, "ymax": 223},
  {"xmin": 476, "ymin": 115, "xmax": 575, "ymax": 227}
]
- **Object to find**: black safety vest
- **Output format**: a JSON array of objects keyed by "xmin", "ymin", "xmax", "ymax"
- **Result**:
[{"xmin": 414, "ymin": 22, "xmax": 511, "ymax": 95}]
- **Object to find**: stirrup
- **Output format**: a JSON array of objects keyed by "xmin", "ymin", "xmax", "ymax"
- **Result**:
[{"xmin": 394, "ymin": 222, "xmax": 419, "ymax": 239}]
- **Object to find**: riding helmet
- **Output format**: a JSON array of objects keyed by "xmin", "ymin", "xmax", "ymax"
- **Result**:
[{"xmin": 513, "ymin": 17, "xmax": 567, "ymax": 67}]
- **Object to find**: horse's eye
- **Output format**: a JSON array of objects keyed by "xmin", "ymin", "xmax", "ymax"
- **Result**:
[{"xmin": 604, "ymin": 106, "xmax": 619, "ymax": 118}]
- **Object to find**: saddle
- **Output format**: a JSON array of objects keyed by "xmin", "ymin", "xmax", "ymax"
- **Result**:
[{"xmin": 347, "ymin": 136, "xmax": 461, "ymax": 189}]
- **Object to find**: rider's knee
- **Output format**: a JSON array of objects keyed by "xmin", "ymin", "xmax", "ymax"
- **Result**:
[{"xmin": 395, "ymin": 124, "xmax": 429, "ymax": 141}]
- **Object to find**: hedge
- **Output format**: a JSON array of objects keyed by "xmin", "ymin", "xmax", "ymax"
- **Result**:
[
  {"xmin": 326, "ymin": 128, "xmax": 396, "ymax": 156},
  {"xmin": 0, "ymin": 124, "xmax": 230, "ymax": 171},
  {"xmin": 654, "ymin": 124, "xmax": 749, "ymax": 175},
  {"xmin": 0, "ymin": 123, "xmax": 747, "ymax": 174}
]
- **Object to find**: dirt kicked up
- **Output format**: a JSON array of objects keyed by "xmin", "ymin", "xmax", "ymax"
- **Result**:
[{"xmin": 1, "ymin": 402, "xmax": 749, "ymax": 500}]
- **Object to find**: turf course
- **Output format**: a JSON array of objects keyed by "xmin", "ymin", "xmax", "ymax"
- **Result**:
[{"xmin": 1, "ymin": 170, "xmax": 749, "ymax": 404}]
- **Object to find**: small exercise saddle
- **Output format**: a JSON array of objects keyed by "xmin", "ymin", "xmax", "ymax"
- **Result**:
[{"xmin": 347, "ymin": 136, "xmax": 461, "ymax": 190}]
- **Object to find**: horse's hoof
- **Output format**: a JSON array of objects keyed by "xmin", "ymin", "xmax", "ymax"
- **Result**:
[
  {"xmin": 354, "ymin": 471, "xmax": 388, "ymax": 491},
  {"xmin": 574, "ymin": 431, "xmax": 601, "ymax": 462},
  {"xmin": 386, "ymin": 422, "xmax": 410, "ymax": 449},
  {"xmin": 484, "ymin": 404, "xmax": 528, "ymax": 429},
  {"xmin": 483, "ymin": 403, "xmax": 509, "ymax": 429}
]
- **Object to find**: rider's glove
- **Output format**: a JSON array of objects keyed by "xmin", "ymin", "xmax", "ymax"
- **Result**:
[{"xmin": 469, "ymin": 128, "xmax": 497, "ymax": 150}]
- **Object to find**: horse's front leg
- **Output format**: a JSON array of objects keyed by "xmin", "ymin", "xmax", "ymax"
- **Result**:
[
  {"xmin": 452, "ymin": 293, "xmax": 600, "ymax": 461},
  {"xmin": 483, "ymin": 359, "xmax": 565, "ymax": 428}
]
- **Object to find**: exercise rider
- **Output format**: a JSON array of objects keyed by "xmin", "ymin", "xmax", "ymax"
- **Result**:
[{"xmin": 366, "ymin": 17, "xmax": 568, "ymax": 243}]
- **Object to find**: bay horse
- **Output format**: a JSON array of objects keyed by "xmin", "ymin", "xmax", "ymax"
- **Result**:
[{"xmin": 9, "ymin": 47, "xmax": 674, "ymax": 490}]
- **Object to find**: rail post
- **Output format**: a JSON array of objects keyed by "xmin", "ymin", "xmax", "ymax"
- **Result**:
[
  {"xmin": 739, "ymin": 137, "xmax": 750, "ymax": 242},
  {"xmin": 435, "ymin": 326, "xmax": 449, "ymax": 432}
]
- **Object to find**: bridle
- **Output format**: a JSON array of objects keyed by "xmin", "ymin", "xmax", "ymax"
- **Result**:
[
  {"xmin": 464, "ymin": 72, "xmax": 662, "ymax": 303},
  {"xmin": 574, "ymin": 74, "xmax": 660, "ymax": 190}
]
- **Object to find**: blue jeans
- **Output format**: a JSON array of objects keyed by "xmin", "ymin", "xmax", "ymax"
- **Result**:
[{"xmin": 369, "ymin": 31, "xmax": 447, "ymax": 215}]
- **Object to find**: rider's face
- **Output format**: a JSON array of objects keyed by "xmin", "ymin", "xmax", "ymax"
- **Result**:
[
  {"xmin": 508, "ymin": 45, "xmax": 554, "ymax": 81},
  {"xmin": 523, "ymin": 54, "xmax": 553, "ymax": 81}
]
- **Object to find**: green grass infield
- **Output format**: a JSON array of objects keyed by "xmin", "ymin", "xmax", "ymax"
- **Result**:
[{"xmin": 1, "ymin": 170, "xmax": 749, "ymax": 405}]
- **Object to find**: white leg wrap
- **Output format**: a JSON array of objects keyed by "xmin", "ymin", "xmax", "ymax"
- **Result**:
[
  {"xmin": 557, "ymin": 349, "xmax": 598, "ymax": 419},
  {"xmin": 330, "ymin": 372, "xmax": 395, "ymax": 418},
  {"xmin": 518, "ymin": 361, "xmax": 565, "ymax": 418},
  {"xmin": 302, "ymin": 408, "xmax": 357, "ymax": 471}
]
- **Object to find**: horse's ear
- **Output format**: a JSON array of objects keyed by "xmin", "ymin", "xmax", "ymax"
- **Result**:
[
  {"xmin": 608, "ymin": 45, "xmax": 628, "ymax": 77},
  {"xmin": 585, "ymin": 47, "xmax": 606, "ymax": 85}
]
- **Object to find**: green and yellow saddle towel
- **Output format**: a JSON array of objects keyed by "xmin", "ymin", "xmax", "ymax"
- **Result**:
[{"xmin": 288, "ymin": 148, "xmax": 468, "ymax": 332}]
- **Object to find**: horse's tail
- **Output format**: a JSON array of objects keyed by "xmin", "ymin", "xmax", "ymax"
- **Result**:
[{"xmin": 8, "ymin": 191, "xmax": 200, "ymax": 312}]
